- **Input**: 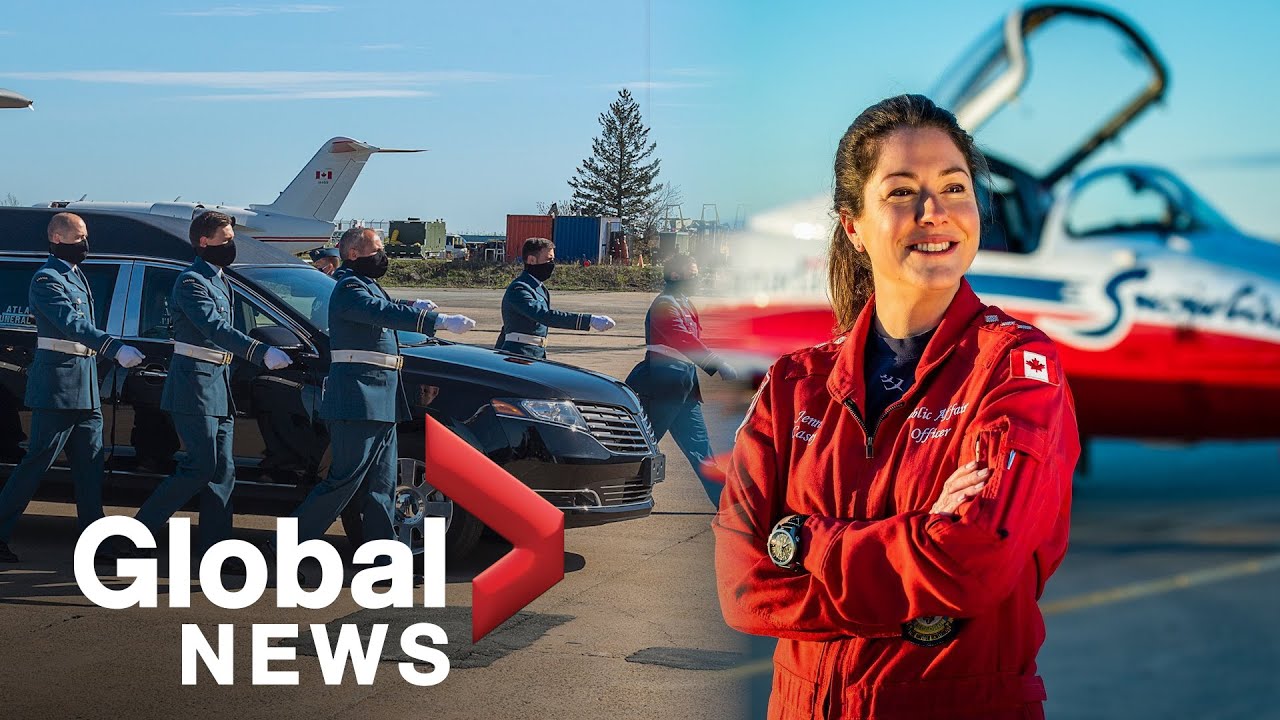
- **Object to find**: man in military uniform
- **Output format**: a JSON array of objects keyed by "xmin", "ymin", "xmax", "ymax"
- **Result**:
[
  {"xmin": 495, "ymin": 237, "xmax": 616, "ymax": 359},
  {"xmin": 308, "ymin": 246, "xmax": 341, "ymax": 275},
  {"xmin": 0, "ymin": 213, "xmax": 145, "ymax": 563},
  {"xmin": 281, "ymin": 227, "xmax": 475, "ymax": 552},
  {"xmin": 133, "ymin": 211, "xmax": 294, "ymax": 556},
  {"xmin": 625, "ymin": 254, "xmax": 736, "ymax": 507}
]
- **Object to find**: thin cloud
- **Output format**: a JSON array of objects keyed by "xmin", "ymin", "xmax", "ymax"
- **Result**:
[
  {"xmin": 167, "ymin": 4, "xmax": 339, "ymax": 16},
  {"xmin": 0, "ymin": 30, "xmax": 14, "ymax": 37},
  {"xmin": 361, "ymin": 43, "xmax": 405, "ymax": 51},
  {"xmin": 599, "ymin": 81, "xmax": 709, "ymax": 91},
  {"xmin": 0, "ymin": 70, "xmax": 510, "ymax": 88},
  {"xmin": 183, "ymin": 89, "xmax": 434, "ymax": 101},
  {"xmin": 665, "ymin": 67, "xmax": 722, "ymax": 78},
  {"xmin": 0, "ymin": 69, "xmax": 511, "ymax": 101}
]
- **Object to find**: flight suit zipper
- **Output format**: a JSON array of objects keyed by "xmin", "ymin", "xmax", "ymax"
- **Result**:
[{"xmin": 841, "ymin": 398, "xmax": 907, "ymax": 459}]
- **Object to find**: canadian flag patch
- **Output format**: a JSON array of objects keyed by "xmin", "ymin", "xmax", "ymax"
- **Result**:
[{"xmin": 1011, "ymin": 349, "xmax": 1058, "ymax": 385}]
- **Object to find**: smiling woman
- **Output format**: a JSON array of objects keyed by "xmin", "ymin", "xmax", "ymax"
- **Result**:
[
  {"xmin": 714, "ymin": 94, "xmax": 1081, "ymax": 720},
  {"xmin": 827, "ymin": 95, "xmax": 990, "ymax": 335}
]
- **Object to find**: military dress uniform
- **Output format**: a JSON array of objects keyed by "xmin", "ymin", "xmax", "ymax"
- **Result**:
[
  {"xmin": 289, "ymin": 266, "xmax": 439, "ymax": 545},
  {"xmin": 0, "ymin": 258, "xmax": 123, "ymax": 542},
  {"xmin": 625, "ymin": 289, "xmax": 725, "ymax": 505},
  {"xmin": 495, "ymin": 269, "xmax": 590, "ymax": 359},
  {"xmin": 134, "ymin": 256, "xmax": 272, "ymax": 551}
]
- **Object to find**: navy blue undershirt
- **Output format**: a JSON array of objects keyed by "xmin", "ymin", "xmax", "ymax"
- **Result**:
[{"xmin": 863, "ymin": 326, "xmax": 935, "ymax": 430}]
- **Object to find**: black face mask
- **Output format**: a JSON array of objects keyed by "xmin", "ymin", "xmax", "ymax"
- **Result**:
[
  {"xmin": 348, "ymin": 249, "xmax": 389, "ymax": 279},
  {"xmin": 50, "ymin": 240, "xmax": 89, "ymax": 266},
  {"xmin": 666, "ymin": 276, "xmax": 698, "ymax": 296},
  {"xmin": 526, "ymin": 260, "xmax": 555, "ymax": 282},
  {"xmin": 199, "ymin": 240, "xmax": 237, "ymax": 267}
]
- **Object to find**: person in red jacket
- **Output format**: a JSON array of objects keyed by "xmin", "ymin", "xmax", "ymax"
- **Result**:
[
  {"xmin": 626, "ymin": 253, "xmax": 738, "ymax": 506},
  {"xmin": 713, "ymin": 94, "xmax": 1079, "ymax": 719}
]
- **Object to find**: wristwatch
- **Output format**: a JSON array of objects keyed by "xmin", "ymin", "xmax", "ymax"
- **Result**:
[{"xmin": 767, "ymin": 514, "xmax": 808, "ymax": 570}]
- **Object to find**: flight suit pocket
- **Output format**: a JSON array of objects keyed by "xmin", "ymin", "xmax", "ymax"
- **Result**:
[{"xmin": 961, "ymin": 419, "xmax": 1048, "ymax": 532}]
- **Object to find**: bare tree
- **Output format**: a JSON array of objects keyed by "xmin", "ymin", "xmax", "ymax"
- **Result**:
[
  {"xmin": 535, "ymin": 199, "xmax": 579, "ymax": 217},
  {"xmin": 1, "ymin": 193, "xmax": 18, "ymax": 207},
  {"xmin": 636, "ymin": 183, "xmax": 683, "ymax": 236}
]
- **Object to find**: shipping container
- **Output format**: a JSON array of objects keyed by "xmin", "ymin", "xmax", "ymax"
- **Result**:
[
  {"xmin": 506, "ymin": 215, "xmax": 554, "ymax": 263},
  {"xmin": 551, "ymin": 216, "xmax": 602, "ymax": 264}
]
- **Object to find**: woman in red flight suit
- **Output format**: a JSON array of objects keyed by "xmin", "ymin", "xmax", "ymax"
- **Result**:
[{"xmin": 713, "ymin": 94, "xmax": 1080, "ymax": 719}]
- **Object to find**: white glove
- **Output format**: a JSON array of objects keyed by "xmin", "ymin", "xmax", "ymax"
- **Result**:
[
  {"xmin": 435, "ymin": 314, "xmax": 476, "ymax": 334},
  {"xmin": 115, "ymin": 345, "xmax": 144, "ymax": 369},
  {"xmin": 263, "ymin": 347, "xmax": 292, "ymax": 370},
  {"xmin": 412, "ymin": 299, "xmax": 438, "ymax": 312},
  {"xmin": 590, "ymin": 315, "xmax": 616, "ymax": 332},
  {"xmin": 716, "ymin": 362, "xmax": 740, "ymax": 382}
]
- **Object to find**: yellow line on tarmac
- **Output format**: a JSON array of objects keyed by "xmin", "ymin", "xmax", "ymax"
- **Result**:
[
  {"xmin": 719, "ymin": 552, "xmax": 1280, "ymax": 681},
  {"xmin": 1039, "ymin": 551, "xmax": 1280, "ymax": 615},
  {"xmin": 721, "ymin": 657, "xmax": 774, "ymax": 681}
]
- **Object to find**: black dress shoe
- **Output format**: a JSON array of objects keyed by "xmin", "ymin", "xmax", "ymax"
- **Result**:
[{"xmin": 0, "ymin": 541, "xmax": 19, "ymax": 563}]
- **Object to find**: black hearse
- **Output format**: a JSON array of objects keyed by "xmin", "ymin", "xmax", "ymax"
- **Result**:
[{"xmin": 0, "ymin": 208, "xmax": 662, "ymax": 557}]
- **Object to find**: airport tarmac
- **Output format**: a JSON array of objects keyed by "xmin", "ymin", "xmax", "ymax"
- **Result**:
[{"xmin": 1, "ymin": 287, "xmax": 1278, "ymax": 719}]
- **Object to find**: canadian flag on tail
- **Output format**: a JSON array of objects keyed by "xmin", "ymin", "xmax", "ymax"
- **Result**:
[{"xmin": 1011, "ymin": 349, "xmax": 1059, "ymax": 385}]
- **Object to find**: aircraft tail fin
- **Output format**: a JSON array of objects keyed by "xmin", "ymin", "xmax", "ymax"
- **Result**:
[{"xmin": 249, "ymin": 137, "xmax": 423, "ymax": 222}]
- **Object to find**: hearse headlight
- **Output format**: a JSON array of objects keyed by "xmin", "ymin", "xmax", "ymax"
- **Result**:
[{"xmin": 491, "ymin": 399, "xmax": 588, "ymax": 431}]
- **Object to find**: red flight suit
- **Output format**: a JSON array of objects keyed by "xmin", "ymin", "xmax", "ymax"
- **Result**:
[{"xmin": 714, "ymin": 280, "xmax": 1079, "ymax": 719}]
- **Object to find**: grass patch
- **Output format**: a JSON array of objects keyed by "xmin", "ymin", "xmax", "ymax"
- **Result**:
[{"xmin": 385, "ymin": 259, "xmax": 665, "ymax": 291}]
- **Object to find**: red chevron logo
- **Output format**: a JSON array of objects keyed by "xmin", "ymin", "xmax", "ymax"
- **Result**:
[{"xmin": 423, "ymin": 417, "xmax": 565, "ymax": 641}]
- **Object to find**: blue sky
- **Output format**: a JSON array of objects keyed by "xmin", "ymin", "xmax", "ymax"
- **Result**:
[{"xmin": 1, "ymin": 1, "xmax": 1277, "ymax": 237}]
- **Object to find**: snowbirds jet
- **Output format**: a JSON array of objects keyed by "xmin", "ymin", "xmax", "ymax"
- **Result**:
[
  {"xmin": 37, "ymin": 137, "xmax": 422, "ymax": 256},
  {"xmin": 700, "ymin": 3, "xmax": 1280, "ymax": 443}
]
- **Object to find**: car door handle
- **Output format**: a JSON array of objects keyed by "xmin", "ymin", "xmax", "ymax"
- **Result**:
[{"xmin": 135, "ymin": 364, "xmax": 168, "ymax": 381}]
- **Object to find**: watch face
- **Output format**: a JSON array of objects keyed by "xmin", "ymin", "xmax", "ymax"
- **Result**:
[{"xmin": 768, "ymin": 529, "xmax": 796, "ymax": 566}]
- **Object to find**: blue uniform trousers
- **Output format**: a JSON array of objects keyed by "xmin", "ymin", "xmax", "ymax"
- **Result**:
[
  {"xmin": 135, "ymin": 414, "xmax": 235, "ymax": 552},
  {"xmin": 291, "ymin": 419, "xmax": 397, "ymax": 544},
  {"xmin": 0, "ymin": 408, "xmax": 104, "ymax": 541},
  {"xmin": 498, "ymin": 341, "xmax": 546, "ymax": 360},
  {"xmin": 630, "ymin": 362, "xmax": 720, "ymax": 507}
]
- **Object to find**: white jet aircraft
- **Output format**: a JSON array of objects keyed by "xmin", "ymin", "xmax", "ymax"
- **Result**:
[{"xmin": 38, "ymin": 137, "xmax": 422, "ymax": 255}]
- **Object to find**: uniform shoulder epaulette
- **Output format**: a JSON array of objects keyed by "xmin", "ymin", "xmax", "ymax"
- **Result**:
[
  {"xmin": 780, "ymin": 336, "xmax": 842, "ymax": 379},
  {"xmin": 978, "ymin": 307, "xmax": 1048, "ymax": 342}
]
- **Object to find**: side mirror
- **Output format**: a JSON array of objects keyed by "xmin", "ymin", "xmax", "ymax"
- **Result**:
[{"xmin": 250, "ymin": 326, "xmax": 304, "ymax": 351}]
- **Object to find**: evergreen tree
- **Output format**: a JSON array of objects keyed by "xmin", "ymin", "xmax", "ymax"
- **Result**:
[{"xmin": 568, "ymin": 89, "xmax": 661, "ymax": 234}]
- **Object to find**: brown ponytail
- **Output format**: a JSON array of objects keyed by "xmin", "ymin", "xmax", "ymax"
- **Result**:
[{"xmin": 827, "ymin": 223, "xmax": 875, "ymax": 332}]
